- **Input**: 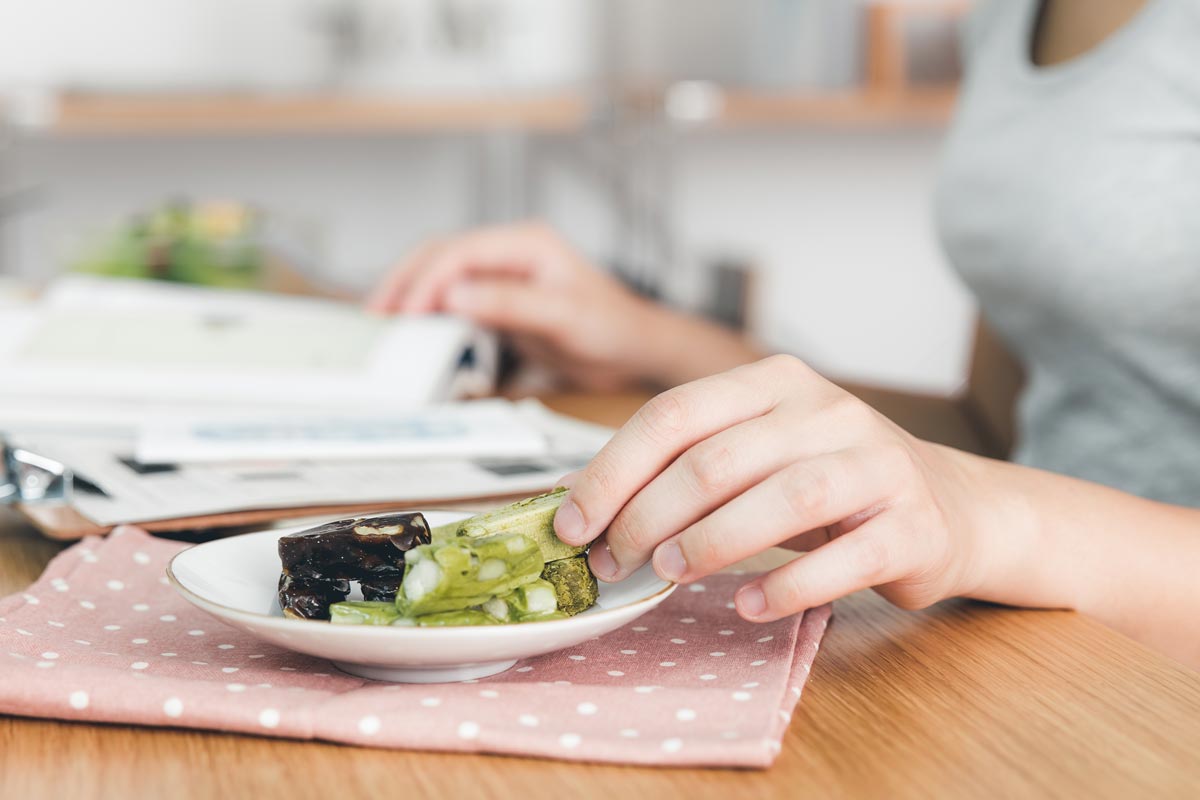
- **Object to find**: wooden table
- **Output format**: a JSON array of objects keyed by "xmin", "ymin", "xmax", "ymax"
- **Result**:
[{"xmin": 3, "ymin": 394, "xmax": 1199, "ymax": 799}]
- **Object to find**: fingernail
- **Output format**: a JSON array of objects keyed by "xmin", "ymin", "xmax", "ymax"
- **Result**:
[
  {"xmin": 554, "ymin": 497, "xmax": 586, "ymax": 544},
  {"xmin": 653, "ymin": 541, "xmax": 686, "ymax": 582},
  {"xmin": 589, "ymin": 543, "xmax": 619, "ymax": 582},
  {"xmin": 737, "ymin": 585, "xmax": 766, "ymax": 618}
]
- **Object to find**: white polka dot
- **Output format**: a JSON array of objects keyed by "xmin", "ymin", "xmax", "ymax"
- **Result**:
[
  {"xmin": 757, "ymin": 635, "xmax": 774, "ymax": 643},
  {"xmin": 518, "ymin": 714, "xmax": 539, "ymax": 727},
  {"xmin": 23, "ymin": 594, "xmax": 39, "ymax": 605},
  {"xmin": 619, "ymin": 728, "xmax": 639, "ymax": 738},
  {"xmin": 634, "ymin": 686, "xmax": 659, "ymax": 694},
  {"xmin": 687, "ymin": 584, "xmax": 706, "ymax": 592},
  {"xmin": 515, "ymin": 666, "xmax": 533, "ymax": 673},
  {"xmin": 699, "ymin": 674, "xmax": 718, "ymax": 681},
  {"xmin": 79, "ymin": 601, "xmax": 96, "ymax": 610},
  {"xmin": 131, "ymin": 662, "xmax": 149, "ymax": 670},
  {"xmin": 52, "ymin": 579, "xmax": 69, "ymax": 592},
  {"xmin": 159, "ymin": 615, "xmax": 176, "ymax": 622},
  {"xmin": 779, "ymin": 710, "xmax": 791, "ymax": 722},
  {"xmin": 607, "ymin": 670, "xmax": 625, "ymax": 677},
  {"xmin": 222, "ymin": 667, "xmax": 239, "ymax": 674},
  {"xmin": 163, "ymin": 698, "xmax": 184, "ymax": 718},
  {"xmin": 479, "ymin": 689, "xmax": 499, "ymax": 698},
  {"xmin": 74, "ymin": 640, "xmax": 91, "ymax": 646},
  {"xmin": 559, "ymin": 733, "xmax": 581, "ymax": 749},
  {"xmin": 68, "ymin": 690, "xmax": 89, "ymax": 710},
  {"xmin": 420, "ymin": 697, "xmax": 442, "ymax": 708},
  {"xmin": 632, "ymin": 626, "xmax": 648, "ymax": 632},
  {"xmin": 256, "ymin": 683, "xmax": 272, "ymax": 689},
  {"xmin": 718, "ymin": 629, "xmax": 734, "ymax": 636},
  {"xmin": 190, "ymin": 661, "xmax": 208, "ymax": 666},
  {"xmin": 732, "ymin": 691, "xmax": 752, "ymax": 701},
  {"xmin": 576, "ymin": 702, "xmax": 597, "ymax": 716},
  {"xmin": 661, "ymin": 738, "xmax": 683, "ymax": 752},
  {"xmin": 248, "ymin": 654, "xmax": 265, "ymax": 659},
  {"xmin": 670, "ymin": 638, "xmax": 686, "ymax": 644},
  {"xmin": 160, "ymin": 652, "xmax": 177, "ymax": 658},
  {"xmin": 81, "ymin": 552, "xmax": 98, "ymax": 563},
  {"xmin": 226, "ymin": 684, "xmax": 246, "ymax": 693},
  {"xmin": 279, "ymin": 666, "xmax": 297, "ymax": 671},
  {"xmin": 742, "ymin": 681, "xmax": 760, "ymax": 689},
  {"xmin": 259, "ymin": 709, "xmax": 281, "ymax": 728},
  {"xmin": 41, "ymin": 652, "xmax": 59, "ymax": 660},
  {"xmin": 709, "ymin": 651, "xmax": 726, "ymax": 657},
  {"xmin": 36, "ymin": 661, "xmax": 55, "ymax": 669},
  {"xmin": 679, "ymin": 617, "xmax": 696, "ymax": 624},
  {"xmin": 457, "ymin": 721, "xmax": 480, "ymax": 740},
  {"xmin": 790, "ymin": 686, "xmax": 802, "ymax": 696},
  {"xmin": 358, "ymin": 715, "xmax": 381, "ymax": 736},
  {"xmin": 751, "ymin": 659, "xmax": 767, "ymax": 666},
  {"xmin": 106, "ymin": 580, "xmax": 124, "ymax": 592},
  {"xmin": 659, "ymin": 661, "xmax": 676, "ymax": 667},
  {"xmin": 620, "ymin": 649, "xmax": 637, "ymax": 655},
  {"xmin": 188, "ymin": 630, "xmax": 205, "ymax": 637},
  {"xmin": 675, "ymin": 708, "xmax": 697, "ymax": 722},
  {"xmin": 132, "ymin": 604, "xmax": 150, "ymax": 612},
  {"xmin": 217, "ymin": 644, "xmax": 235, "ymax": 650},
  {"xmin": 132, "ymin": 638, "xmax": 148, "ymax": 645},
  {"xmin": 553, "ymin": 680, "xmax": 571, "ymax": 686},
  {"xmin": 103, "ymin": 625, "xmax": 121, "ymax": 631},
  {"xmin": 16, "ymin": 629, "xmax": 32, "ymax": 636},
  {"xmin": 133, "ymin": 552, "xmax": 151, "ymax": 565},
  {"xmin": 567, "ymin": 655, "xmax": 586, "ymax": 661}
]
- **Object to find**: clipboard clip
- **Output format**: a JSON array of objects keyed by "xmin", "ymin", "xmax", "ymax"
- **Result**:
[{"xmin": 0, "ymin": 433, "xmax": 73, "ymax": 505}]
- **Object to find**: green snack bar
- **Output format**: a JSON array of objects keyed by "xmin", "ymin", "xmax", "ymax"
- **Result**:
[
  {"xmin": 484, "ymin": 579, "xmax": 562, "ymax": 622},
  {"xmin": 541, "ymin": 555, "xmax": 600, "ymax": 616},
  {"xmin": 453, "ymin": 488, "xmax": 584, "ymax": 562},
  {"xmin": 329, "ymin": 601, "xmax": 403, "ymax": 626},
  {"xmin": 398, "ymin": 532, "xmax": 544, "ymax": 616}
]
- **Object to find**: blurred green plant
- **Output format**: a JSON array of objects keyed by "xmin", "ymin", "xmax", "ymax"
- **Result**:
[{"xmin": 73, "ymin": 200, "xmax": 264, "ymax": 288}]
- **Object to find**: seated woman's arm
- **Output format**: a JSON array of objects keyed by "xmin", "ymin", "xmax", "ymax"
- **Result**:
[{"xmin": 550, "ymin": 356, "xmax": 1200, "ymax": 669}]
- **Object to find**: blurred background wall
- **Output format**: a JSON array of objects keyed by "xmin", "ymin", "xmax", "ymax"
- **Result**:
[{"xmin": 0, "ymin": 0, "xmax": 974, "ymax": 394}]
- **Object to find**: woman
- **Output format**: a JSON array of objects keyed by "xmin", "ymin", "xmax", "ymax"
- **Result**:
[{"xmin": 370, "ymin": 0, "xmax": 1200, "ymax": 667}]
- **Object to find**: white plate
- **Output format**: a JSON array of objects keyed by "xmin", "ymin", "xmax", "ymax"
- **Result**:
[{"xmin": 168, "ymin": 511, "xmax": 675, "ymax": 683}]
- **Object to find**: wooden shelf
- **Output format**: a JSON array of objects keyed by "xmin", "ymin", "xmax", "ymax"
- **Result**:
[
  {"xmin": 42, "ymin": 91, "xmax": 591, "ymax": 136},
  {"xmin": 711, "ymin": 87, "xmax": 957, "ymax": 127}
]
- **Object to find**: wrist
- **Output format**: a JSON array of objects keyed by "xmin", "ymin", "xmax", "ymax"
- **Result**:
[{"xmin": 622, "ymin": 302, "xmax": 765, "ymax": 388}]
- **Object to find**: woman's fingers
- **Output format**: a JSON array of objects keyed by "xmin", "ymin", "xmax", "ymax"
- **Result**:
[
  {"xmin": 648, "ymin": 446, "xmax": 898, "ymax": 584},
  {"xmin": 366, "ymin": 237, "xmax": 446, "ymax": 314},
  {"xmin": 600, "ymin": 414, "xmax": 799, "ymax": 580},
  {"xmin": 443, "ymin": 277, "xmax": 567, "ymax": 339},
  {"xmin": 399, "ymin": 224, "xmax": 548, "ymax": 314},
  {"xmin": 554, "ymin": 357, "xmax": 805, "ymax": 549},
  {"xmin": 733, "ymin": 516, "xmax": 918, "ymax": 622}
]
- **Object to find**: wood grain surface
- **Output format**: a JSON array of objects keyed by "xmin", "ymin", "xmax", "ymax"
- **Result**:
[{"xmin": 2, "ymin": 393, "xmax": 1199, "ymax": 799}]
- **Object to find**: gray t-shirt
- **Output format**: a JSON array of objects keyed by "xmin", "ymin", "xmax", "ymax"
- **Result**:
[{"xmin": 934, "ymin": 0, "xmax": 1200, "ymax": 505}]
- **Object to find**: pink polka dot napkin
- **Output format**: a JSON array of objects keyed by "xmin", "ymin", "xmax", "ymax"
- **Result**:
[{"xmin": 0, "ymin": 527, "xmax": 830, "ymax": 768}]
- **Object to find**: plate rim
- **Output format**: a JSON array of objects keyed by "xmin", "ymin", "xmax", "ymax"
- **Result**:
[{"xmin": 166, "ymin": 523, "xmax": 677, "ymax": 637}]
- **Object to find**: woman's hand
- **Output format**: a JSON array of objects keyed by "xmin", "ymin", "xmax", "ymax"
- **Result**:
[
  {"xmin": 368, "ymin": 221, "xmax": 764, "ymax": 390},
  {"xmin": 553, "ymin": 355, "xmax": 1023, "ymax": 622}
]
